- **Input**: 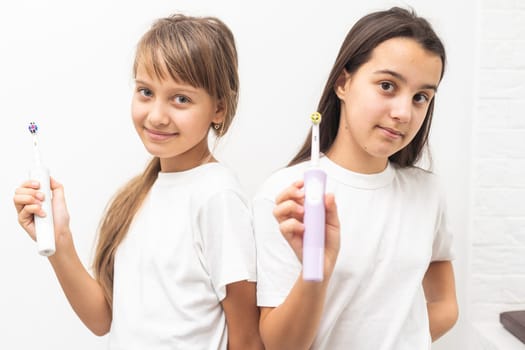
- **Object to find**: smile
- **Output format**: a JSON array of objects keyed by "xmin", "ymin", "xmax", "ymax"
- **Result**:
[
  {"xmin": 377, "ymin": 126, "xmax": 404, "ymax": 139},
  {"xmin": 144, "ymin": 127, "xmax": 178, "ymax": 141}
]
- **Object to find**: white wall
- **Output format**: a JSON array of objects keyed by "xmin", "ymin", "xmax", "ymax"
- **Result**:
[
  {"xmin": 0, "ymin": 0, "xmax": 476, "ymax": 349},
  {"xmin": 470, "ymin": 0, "xmax": 525, "ymax": 348}
]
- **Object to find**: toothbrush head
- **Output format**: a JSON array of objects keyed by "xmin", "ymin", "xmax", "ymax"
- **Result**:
[
  {"xmin": 310, "ymin": 112, "xmax": 322, "ymax": 125},
  {"xmin": 28, "ymin": 122, "xmax": 38, "ymax": 135}
]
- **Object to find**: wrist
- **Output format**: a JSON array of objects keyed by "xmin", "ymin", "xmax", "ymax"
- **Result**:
[
  {"xmin": 298, "ymin": 272, "xmax": 331, "ymax": 295},
  {"xmin": 49, "ymin": 228, "xmax": 75, "ymax": 261}
]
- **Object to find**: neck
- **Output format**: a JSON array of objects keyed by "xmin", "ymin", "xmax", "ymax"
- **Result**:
[
  {"xmin": 325, "ymin": 147, "xmax": 388, "ymax": 174},
  {"xmin": 326, "ymin": 135, "xmax": 388, "ymax": 174},
  {"xmin": 160, "ymin": 138, "xmax": 215, "ymax": 172}
]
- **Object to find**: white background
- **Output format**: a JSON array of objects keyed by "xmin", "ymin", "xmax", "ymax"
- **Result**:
[{"xmin": 0, "ymin": 0, "xmax": 475, "ymax": 349}]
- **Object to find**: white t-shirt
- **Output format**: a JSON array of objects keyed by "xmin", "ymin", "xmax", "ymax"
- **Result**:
[
  {"xmin": 109, "ymin": 162, "xmax": 256, "ymax": 350},
  {"xmin": 253, "ymin": 156, "xmax": 454, "ymax": 350}
]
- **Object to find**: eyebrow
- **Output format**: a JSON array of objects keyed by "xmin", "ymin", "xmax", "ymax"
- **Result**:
[
  {"xmin": 374, "ymin": 69, "xmax": 438, "ymax": 91},
  {"xmin": 134, "ymin": 79, "xmax": 199, "ymax": 94},
  {"xmin": 134, "ymin": 79, "xmax": 154, "ymax": 88}
]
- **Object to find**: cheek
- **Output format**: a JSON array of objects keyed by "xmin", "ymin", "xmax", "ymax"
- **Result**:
[
  {"xmin": 349, "ymin": 88, "xmax": 385, "ymax": 118},
  {"xmin": 131, "ymin": 100, "xmax": 146, "ymax": 123},
  {"xmin": 403, "ymin": 114, "xmax": 428, "ymax": 146},
  {"xmin": 182, "ymin": 107, "xmax": 214, "ymax": 128},
  {"xmin": 411, "ymin": 110, "xmax": 428, "ymax": 133},
  {"xmin": 350, "ymin": 103, "xmax": 385, "ymax": 130}
]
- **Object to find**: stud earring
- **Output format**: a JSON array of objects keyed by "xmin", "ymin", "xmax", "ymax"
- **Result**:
[{"xmin": 213, "ymin": 123, "xmax": 221, "ymax": 130}]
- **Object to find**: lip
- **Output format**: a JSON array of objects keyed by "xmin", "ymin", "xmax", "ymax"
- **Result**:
[
  {"xmin": 144, "ymin": 127, "xmax": 178, "ymax": 141},
  {"xmin": 377, "ymin": 126, "xmax": 404, "ymax": 139}
]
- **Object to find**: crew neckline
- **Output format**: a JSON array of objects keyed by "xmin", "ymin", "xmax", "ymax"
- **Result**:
[
  {"xmin": 156, "ymin": 162, "xmax": 223, "ymax": 186},
  {"xmin": 321, "ymin": 156, "xmax": 395, "ymax": 189}
]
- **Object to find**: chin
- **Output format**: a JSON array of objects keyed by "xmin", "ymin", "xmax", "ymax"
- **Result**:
[
  {"xmin": 142, "ymin": 145, "xmax": 169, "ymax": 159},
  {"xmin": 372, "ymin": 142, "xmax": 406, "ymax": 158},
  {"xmin": 367, "ymin": 147, "xmax": 396, "ymax": 159}
]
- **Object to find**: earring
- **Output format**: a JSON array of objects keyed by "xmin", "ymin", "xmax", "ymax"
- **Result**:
[{"xmin": 213, "ymin": 123, "xmax": 221, "ymax": 130}]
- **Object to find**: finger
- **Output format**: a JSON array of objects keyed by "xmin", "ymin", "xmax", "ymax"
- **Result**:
[
  {"xmin": 279, "ymin": 218, "xmax": 305, "ymax": 240},
  {"xmin": 51, "ymin": 179, "xmax": 68, "ymax": 210},
  {"xmin": 13, "ymin": 192, "xmax": 42, "ymax": 213},
  {"xmin": 50, "ymin": 177, "xmax": 62, "ymax": 191},
  {"xmin": 14, "ymin": 186, "xmax": 42, "ymax": 199},
  {"xmin": 20, "ymin": 203, "xmax": 46, "ymax": 218},
  {"xmin": 20, "ymin": 180, "xmax": 41, "ymax": 190},
  {"xmin": 324, "ymin": 193, "xmax": 340, "ymax": 229},
  {"xmin": 14, "ymin": 185, "xmax": 42, "ymax": 197},
  {"xmin": 14, "ymin": 192, "xmax": 42, "ymax": 205},
  {"xmin": 275, "ymin": 180, "xmax": 305, "ymax": 205},
  {"xmin": 14, "ymin": 186, "xmax": 45, "ymax": 213},
  {"xmin": 273, "ymin": 199, "xmax": 304, "ymax": 223},
  {"xmin": 324, "ymin": 193, "xmax": 341, "ymax": 261}
]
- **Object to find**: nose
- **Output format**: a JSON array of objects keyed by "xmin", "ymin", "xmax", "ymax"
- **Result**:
[
  {"xmin": 390, "ymin": 96, "xmax": 412, "ymax": 123},
  {"xmin": 148, "ymin": 100, "xmax": 170, "ymax": 126}
]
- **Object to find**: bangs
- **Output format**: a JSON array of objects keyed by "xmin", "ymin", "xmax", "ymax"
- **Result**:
[{"xmin": 133, "ymin": 23, "xmax": 213, "ymax": 93}]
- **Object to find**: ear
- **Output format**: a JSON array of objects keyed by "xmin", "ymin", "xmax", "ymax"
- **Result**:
[
  {"xmin": 212, "ymin": 99, "xmax": 226, "ymax": 124},
  {"xmin": 334, "ymin": 69, "xmax": 351, "ymax": 100}
]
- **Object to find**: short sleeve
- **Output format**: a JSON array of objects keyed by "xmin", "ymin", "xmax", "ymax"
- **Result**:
[
  {"xmin": 198, "ymin": 190, "xmax": 257, "ymax": 301},
  {"xmin": 253, "ymin": 194, "xmax": 302, "ymax": 307},
  {"xmin": 431, "ymin": 194, "xmax": 455, "ymax": 262}
]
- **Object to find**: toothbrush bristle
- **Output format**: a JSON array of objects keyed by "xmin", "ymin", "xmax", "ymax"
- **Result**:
[
  {"xmin": 310, "ymin": 112, "xmax": 322, "ymax": 125},
  {"xmin": 28, "ymin": 122, "xmax": 38, "ymax": 135}
]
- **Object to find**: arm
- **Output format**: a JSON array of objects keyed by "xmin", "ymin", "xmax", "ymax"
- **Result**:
[
  {"xmin": 423, "ymin": 260, "xmax": 458, "ymax": 341},
  {"xmin": 221, "ymin": 281, "xmax": 263, "ymax": 350},
  {"xmin": 258, "ymin": 181, "xmax": 340, "ymax": 350},
  {"xmin": 48, "ymin": 233, "xmax": 112, "ymax": 336},
  {"xmin": 198, "ymin": 189, "xmax": 263, "ymax": 349},
  {"xmin": 259, "ymin": 277, "xmax": 330, "ymax": 350},
  {"xmin": 14, "ymin": 178, "xmax": 111, "ymax": 335}
]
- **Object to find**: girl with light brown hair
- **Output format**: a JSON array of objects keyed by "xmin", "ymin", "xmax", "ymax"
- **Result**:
[{"xmin": 14, "ymin": 14, "xmax": 262, "ymax": 349}]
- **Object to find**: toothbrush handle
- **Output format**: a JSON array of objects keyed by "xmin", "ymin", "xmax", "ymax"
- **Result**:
[
  {"xmin": 303, "ymin": 168, "xmax": 326, "ymax": 281},
  {"xmin": 30, "ymin": 166, "xmax": 56, "ymax": 256}
]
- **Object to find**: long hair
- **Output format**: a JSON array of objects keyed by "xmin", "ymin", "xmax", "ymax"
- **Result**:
[
  {"xmin": 93, "ymin": 14, "xmax": 239, "ymax": 307},
  {"xmin": 289, "ymin": 7, "xmax": 446, "ymax": 167}
]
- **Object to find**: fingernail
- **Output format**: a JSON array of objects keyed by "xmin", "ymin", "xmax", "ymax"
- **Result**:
[{"xmin": 36, "ymin": 192, "xmax": 44, "ymax": 200}]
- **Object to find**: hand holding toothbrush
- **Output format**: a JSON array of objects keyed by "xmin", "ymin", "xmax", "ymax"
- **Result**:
[
  {"xmin": 14, "ymin": 177, "xmax": 72, "ymax": 249},
  {"xmin": 13, "ymin": 122, "xmax": 71, "ymax": 256},
  {"xmin": 273, "ymin": 180, "xmax": 340, "ymax": 280},
  {"xmin": 273, "ymin": 112, "xmax": 341, "ymax": 281}
]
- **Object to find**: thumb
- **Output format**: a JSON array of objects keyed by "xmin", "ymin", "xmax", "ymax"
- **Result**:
[
  {"xmin": 49, "ymin": 177, "xmax": 71, "ymax": 233},
  {"xmin": 325, "ymin": 193, "xmax": 340, "ymax": 229},
  {"xmin": 323, "ymin": 193, "xmax": 340, "ymax": 276},
  {"xmin": 50, "ymin": 177, "xmax": 62, "ymax": 191},
  {"xmin": 49, "ymin": 177, "xmax": 68, "ymax": 210}
]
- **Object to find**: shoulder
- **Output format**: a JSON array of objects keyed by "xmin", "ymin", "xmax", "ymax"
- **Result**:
[
  {"xmin": 254, "ymin": 161, "xmax": 309, "ymax": 202},
  {"xmin": 192, "ymin": 162, "xmax": 248, "ymax": 204},
  {"xmin": 202, "ymin": 162, "xmax": 241, "ymax": 187},
  {"xmin": 394, "ymin": 165, "xmax": 444, "ymax": 198}
]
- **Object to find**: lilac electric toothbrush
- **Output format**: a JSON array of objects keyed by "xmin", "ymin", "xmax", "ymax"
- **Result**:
[
  {"xmin": 28, "ymin": 122, "xmax": 56, "ymax": 256},
  {"xmin": 303, "ymin": 112, "xmax": 326, "ymax": 281}
]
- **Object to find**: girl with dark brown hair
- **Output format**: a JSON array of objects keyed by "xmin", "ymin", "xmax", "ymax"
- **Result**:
[{"xmin": 254, "ymin": 7, "xmax": 458, "ymax": 349}]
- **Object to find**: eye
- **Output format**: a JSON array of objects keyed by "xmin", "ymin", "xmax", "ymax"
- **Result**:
[
  {"xmin": 138, "ymin": 87, "xmax": 153, "ymax": 98},
  {"xmin": 379, "ymin": 81, "xmax": 394, "ymax": 93},
  {"xmin": 413, "ymin": 93, "xmax": 429, "ymax": 104},
  {"xmin": 174, "ymin": 95, "xmax": 190, "ymax": 104}
]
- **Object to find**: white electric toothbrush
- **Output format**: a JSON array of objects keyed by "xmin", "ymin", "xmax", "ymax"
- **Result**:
[
  {"xmin": 302, "ymin": 112, "xmax": 326, "ymax": 281},
  {"xmin": 28, "ymin": 122, "xmax": 56, "ymax": 256}
]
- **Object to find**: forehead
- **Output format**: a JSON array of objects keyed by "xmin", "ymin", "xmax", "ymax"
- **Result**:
[
  {"xmin": 135, "ymin": 61, "xmax": 193, "ymax": 91},
  {"xmin": 364, "ymin": 37, "xmax": 443, "ymax": 86},
  {"xmin": 135, "ymin": 50, "xmax": 173, "ymax": 81}
]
